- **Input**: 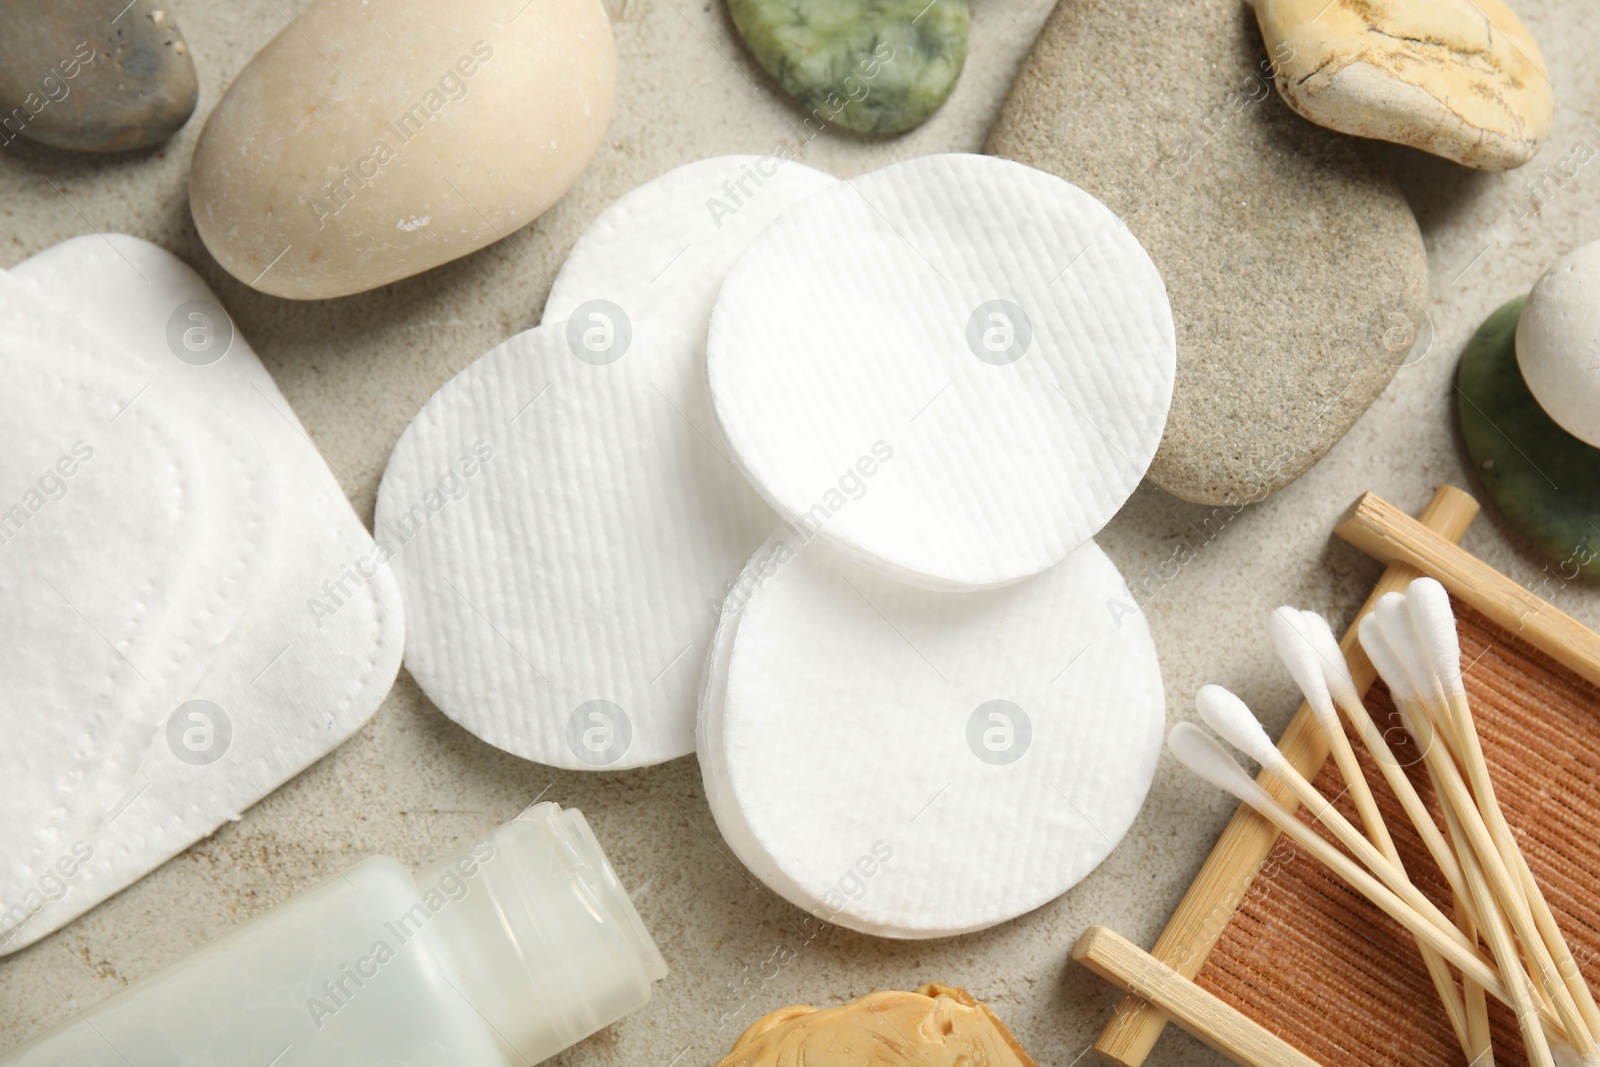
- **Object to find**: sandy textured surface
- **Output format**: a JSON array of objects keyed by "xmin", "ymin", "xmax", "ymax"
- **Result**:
[{"xmin": 0, "ymin": 0, "xmax": 1597, "ymax": 1063}]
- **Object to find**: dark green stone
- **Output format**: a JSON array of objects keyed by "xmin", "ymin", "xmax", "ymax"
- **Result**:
[
  {"xmin": 1457, "ymin": 297, "xmax": 1600, "ymax": 577},
  {"xmin": 728, "ymin": 0, "xmax": 968, "ymax": 135}
]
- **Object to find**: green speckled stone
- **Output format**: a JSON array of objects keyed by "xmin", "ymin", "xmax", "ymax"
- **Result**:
[
  {"xmin": 728, "ymin": 0, "xmax": 968, "ymax": 134},
  {"xmin": 1458, "ymin": 297, "xmax": 1600, "ymax": 577}
]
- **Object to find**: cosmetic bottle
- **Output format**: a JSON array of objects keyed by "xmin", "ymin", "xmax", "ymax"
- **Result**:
[{"xmin": 0, "ymin": 802, "xmax": 667, "ymax": 1066}]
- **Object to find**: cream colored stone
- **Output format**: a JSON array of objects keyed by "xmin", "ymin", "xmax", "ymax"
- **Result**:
[
  {"xmin": 1517, "ymin": 239, "xmax": 1600, "ymax": 447},
  {"xmin": 189, "ymin": 0, "xmax": 615, "ymax": 300},
  {"xmin": 1254, "ymin": 0, "xmax": 1554, "ymax": 169}
]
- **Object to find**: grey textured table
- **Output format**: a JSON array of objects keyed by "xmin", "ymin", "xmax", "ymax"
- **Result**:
[{"xmin": 1, "ymin": 0, "xmax": 1598, "ymax": 1063}]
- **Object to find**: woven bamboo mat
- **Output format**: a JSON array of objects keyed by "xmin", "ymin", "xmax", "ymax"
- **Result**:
[{"xmin": 1193, "ymin": 602, "xmax": 1600, "ymax": 1065}]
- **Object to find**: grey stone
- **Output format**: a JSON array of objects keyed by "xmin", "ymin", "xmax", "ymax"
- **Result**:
[
  {"xmin": 987, "ymin": 0, "xmax": 1429, "ymax": 506},
  {"xmin": 0, "ymin": 0, "xmax": 199, "ymax": 152}
]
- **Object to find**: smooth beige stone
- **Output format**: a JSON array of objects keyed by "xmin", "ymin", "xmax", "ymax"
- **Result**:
[
  {"xmin": 189, "ymin": 0, "xmax": 615, "ymax": 300},
  {"xmin": 1254, "ymin": 0, "xmax": 1553, "ymax": 170}
]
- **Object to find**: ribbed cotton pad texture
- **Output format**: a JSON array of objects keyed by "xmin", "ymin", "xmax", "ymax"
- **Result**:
[
  {"xmin": 543, "ymin": 155, "xmax": 836, "ymax": 341},
  {"xmin": 707, "ymin": 153, "xmax": 1175, "ymax": 589},
  {"xmin": 379, "ymin": 320, "xmax": 776, "ymax": 770},
  {"xmin": 699, "ymin": 533, "xmax": 1165, "ymax": 937}
]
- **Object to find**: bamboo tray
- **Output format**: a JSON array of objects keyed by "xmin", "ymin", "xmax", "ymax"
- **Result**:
[{"xmin": 1075, "ymin": 485, "xmax": 1600, "ymax": 1066}]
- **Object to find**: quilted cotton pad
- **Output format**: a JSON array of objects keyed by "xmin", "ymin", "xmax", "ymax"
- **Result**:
[
  {"xmin": 707, "ymin": 152, "xmax": 1176, "ymax": 589},
  {"xmin": 378, "ymin": 319, "xmax": 776, "ymax": 770},
  {"xmin": 699, "ymin": 534, "xmax": 1164, "ymax": 938},
  {"xmin": 0, "ymin": 268, "xmax": 277, "ymax": 912},
  {"xmin": 0, "ymin": 236, "xmax": 402, "ymax": 954},
  {"xmin": 0, "ymin": 300, "xmax": 205, "ymax": 901},
  {"xmin": 542, "ymin": 154, "xmax": 836, "ymax": 340}
]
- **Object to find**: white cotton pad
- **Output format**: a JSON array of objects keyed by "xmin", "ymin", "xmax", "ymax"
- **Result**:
[
  {"xmin": 543, "ymin": 155, "xmax": 836, "ymax": 341},
  {"xmin": 699, "ymin": 534, "xmax": 1164, "ymax": 938},
  {"xmin": 0, "ymin": 265, "xmax": 278, "ymax": 918},
  {"xmin": 378, "ymin": 318, "xmax": 776, "ymax": 770},
  {"xmin": 0, "ymin": 236, "xmax": 403, "ymax": 954},
  {"xmin": 0, "ymin": 288, "xmax": 213, "ymax": 906},
  {"xmin": 707, "ymin": 152, "xmax": 1175, "ymax": 590}
]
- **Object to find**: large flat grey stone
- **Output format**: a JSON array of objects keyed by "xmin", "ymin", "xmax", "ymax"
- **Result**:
[{"xmin": 988, "ymin": 0, "xmax": 1429, "ymax": 506}]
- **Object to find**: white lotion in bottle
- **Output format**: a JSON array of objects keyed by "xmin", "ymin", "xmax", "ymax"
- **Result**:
[{"xmin": 0, "ymin": 802, "xmax": 667, "ymax": 1066}]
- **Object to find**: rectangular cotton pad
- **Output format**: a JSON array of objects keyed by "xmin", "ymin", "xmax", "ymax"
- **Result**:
[{"xmin": 1195, "ymin": 601, "xmax": 1600, "ymax": 1066}]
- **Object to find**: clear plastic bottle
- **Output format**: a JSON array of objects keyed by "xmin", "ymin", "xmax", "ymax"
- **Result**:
[{"xmin": 0, "ymin": 802, "xmax": 668, "ymax": 1066}]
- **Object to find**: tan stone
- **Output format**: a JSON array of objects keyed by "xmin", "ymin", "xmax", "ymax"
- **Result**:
[
  {"xmin": 189, "ymin": 0, "xmax": 615, "ymax": 300},
  {"xmin": 1254, "ymin": 0, "xmax": 1554, "ymax": 170}
]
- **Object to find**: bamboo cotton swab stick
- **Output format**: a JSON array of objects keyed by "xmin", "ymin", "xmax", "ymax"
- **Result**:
[
  {"xmin": 1440, "ymin": 782, "xmax": 1559, "ymax": 1067},
  {"xmin": 1347, "ymin": 610, "xmax": 1497, "ymax": 1065},
  {"xmin": 1371, "ymin": 595, "xmax": 1600, "ymax": 1064},
  {"xmin": 1271, "ymin": 609, "xmax": 1475, "ymax": 1059},
  {"xmin": 1368, "ymin": 603, "xmax": 1579, "ymax": 1059},
  {"xmin": 1166, "ymin": 723, "xmax": 1571, "ymax": 1042},
  {"xmin": 1270, "ymin": 608, "xmax": 1396, "ymax": 855},
  {"xmin": 1407, "ymin": 579, "xmax": 1600, "ymax": 1049},
  {"xmin": 1302, "ymin": 609, "xmax": 1485, "ymax": 928},
  {"xmin": 1194, "ymin": 685, "xmax": 1482, "ymax": 990}
]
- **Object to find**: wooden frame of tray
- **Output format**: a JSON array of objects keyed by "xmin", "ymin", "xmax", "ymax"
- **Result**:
[{"xmin": 1076, "ymin": 485, "xmax": 1600, "ymax": 1067}]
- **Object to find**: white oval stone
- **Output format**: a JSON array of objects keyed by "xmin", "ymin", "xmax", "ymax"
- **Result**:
[
  {"xmin": 190, "ymin": 0, "xmax": 615, "ymax": 300},
  {"xmin": 1517, "ymin": 240, "xmax": 1600, "ymax": 447}
]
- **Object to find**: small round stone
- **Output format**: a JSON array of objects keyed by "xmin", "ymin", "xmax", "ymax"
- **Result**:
[
  {"xmin": 727, "ymin": 0, "xmax": 968, "ymax": 134},
  {"xmin": 1457, "ymin": 297, "xmax": 1600, "ymax": 578},
  {"xmin": 0, "ymin": 0, "xmax": 199, "ymax": 152},
  {"xmin": 1516, "ymin": 240, "xmax": 1600, "ymax": 448}
]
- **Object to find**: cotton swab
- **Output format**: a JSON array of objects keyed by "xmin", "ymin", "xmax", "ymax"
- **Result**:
[
  {"xmin": 1369, "ymin": 597, "xmax": 1578, "ymax": 1053},
  {"xmin": 1339, "ymin": 610, "xmax": 1495, "ymax": 1063},
  {"xmin": 1439, "ymin": 781, "xmax": 1560, "ymax": 1067},
  {"xmin": 1373, "ymin": 595, "xmax": 1594, "ymax": 1037},
  {"xmin": 1194, "ymin": 685, "xmax": 1475, "ymax": 964},
  {"xmin": 1301, "ymin": 610, "xmax": 1476, "ymax": 911},
  {"xmin": 1367, "ymin": 592, "xmax": 1595, "ymax": 1065},
  {"xmin": 1270, "ymin": 608, "xmax": 1395, "ymax": 855},
  {"xmin": 1271, "ymin": 610, "xmax": 1473, "ymax": 1058},
  {"xmin": 1405, "ymin": 578, "xmax": 1600, "ymax": 1048},
  {"xmin": 1166, "ymin": 723, "xmax": 1569, "ymax": 1041}
]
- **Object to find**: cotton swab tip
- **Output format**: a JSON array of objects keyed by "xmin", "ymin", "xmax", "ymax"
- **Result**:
[
  {"xmin": 1358, "ymin": 611, "xmax": 1417, "ymax": 704},
  {"xmin": 1298, "ymin": 609, "xmax": 1360, "ymax": 711},
  {"xmin": 1405, "ymin": 577, "xmax": 1464, "ymax": 694},
  {"xmin": 1373, "ymin": 593, "xmax": 1437, "ymax": 699},
  {"xmin": 1168, "ymin": 723, "xmax": 1270, "ymax": 807},
  {"xmin": 1195, "ymin": 684, "xmax": 1285, "ymax": 772},
  {"xmin": 1269, "ymin": 606, "xmax": 1338, "ymax": 732}
]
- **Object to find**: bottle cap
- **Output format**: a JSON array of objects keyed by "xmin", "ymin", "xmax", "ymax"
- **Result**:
[{"xmin": 423, "ymin": 802, "xmax": 667, "ymax": 1062}]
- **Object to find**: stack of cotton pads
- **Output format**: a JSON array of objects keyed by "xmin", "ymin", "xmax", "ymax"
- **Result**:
[
  {"xmin": 700, "ymin": 154, "xmax": 1174, "ymax": 937},
  {"xmin": 381, "ymin": 156, "xmax": 835, "ymax": 770},
  {"xmin": 0, "ymin": 236, "xmax": 403, "ymax": 954},
  {"xmin": 382, "ymin": 152, "xmax": 1174, "ymax": 936}
]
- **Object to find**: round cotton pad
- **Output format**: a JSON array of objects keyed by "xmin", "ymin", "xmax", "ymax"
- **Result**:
[
  {"xmin": 707, "ymin": 152, "xmax": 1175, "ymax": 589},
  {"xmin": 543, "ymin": 155, "xmax": 836, "ymax": 340},
  {"xmin": 700, "ymin": 535, "xmax": 1164, "ymax": 937},
  {"xmin": 378, "ymin": 319, "xmax": 776, "ymax": 770}
]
